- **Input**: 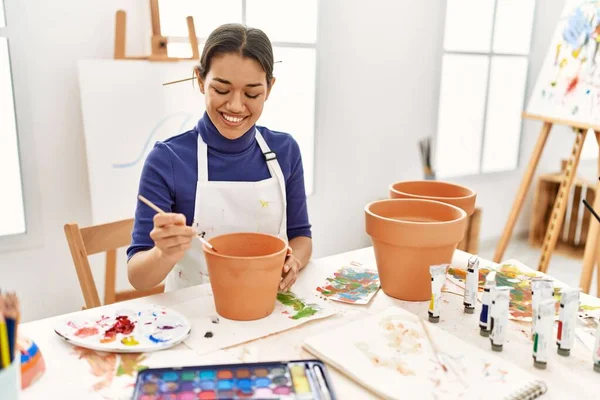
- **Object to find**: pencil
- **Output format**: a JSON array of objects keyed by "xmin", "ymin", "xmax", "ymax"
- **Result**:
[
  {"xmin": 0, "ymin": 297, "xmax": 10, "ymax": 368},
  {"xmin": 4, "ymin": 293, "xmax": 19, "ymax": 362}
]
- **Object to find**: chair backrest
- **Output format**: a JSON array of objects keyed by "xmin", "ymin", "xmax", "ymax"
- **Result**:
[{"xmin": 64, "ymin": 218, "xmax": 164, "ymax": 309}]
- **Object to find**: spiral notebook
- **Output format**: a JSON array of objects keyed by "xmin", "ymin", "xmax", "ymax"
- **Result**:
[{"xmin": 303, "ymin": 306, "xmax": 547, "ymax": 400}]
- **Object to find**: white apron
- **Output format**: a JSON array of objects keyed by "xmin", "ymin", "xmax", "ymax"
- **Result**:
[{"xmin": 164, "ymin": 129, "xmax": 288, "ymax": 291}]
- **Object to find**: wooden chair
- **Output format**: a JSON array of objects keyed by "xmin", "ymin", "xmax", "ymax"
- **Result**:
[{"xmin": 64, "ymin": 218, "xmax": 164, "ymax": 309}]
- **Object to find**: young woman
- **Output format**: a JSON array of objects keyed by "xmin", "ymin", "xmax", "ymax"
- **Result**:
[{"xmin": 127, "ymin": 23, "xmax": 312, "ymax": 293}]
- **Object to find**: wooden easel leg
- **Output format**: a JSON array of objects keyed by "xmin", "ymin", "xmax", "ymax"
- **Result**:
[
  {"xmin": 186, "ymin": 16, "xmax": 199, "ymax": 60},
  {"xmin": 538, "ymin": 128, "xmax": 587, "ymax": 273},
  {"xmin": 580, "ymin": 131, "xmax": 600, "ymax": 293},
  {"xmin": 114, "ymin": 10, "xmax": 126, "ymax": 60},
  {"xmin": 493, "ymin": 122, "xmax": 552, "ymax": 262}
]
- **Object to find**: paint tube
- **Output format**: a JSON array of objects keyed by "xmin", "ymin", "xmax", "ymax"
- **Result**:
[
  {"xmin": 479, "ymin": 270, "xmax": 497, "ymax": 337},
  {"xmin": 531, "ymin": 278, "xmax": 554, "ymax": 337},
  {"xmin": 594, "ymin": 319, "xmax": 600, "ymax": 373},
  {"xmin": 428, "ymin": 264, "xmax": 447, "ymax": 323},
  {"xmin": 556, "ymin": 287, "xmax": 580, "ymax": 356},
  {"xmin": 490, "ymin": 286, "xmax": 511, "ymax": 352},
  {"xmin": 463, "ymin": 256, "xmax": 479, "ymax": 314},
  {"xmin": 533, "ymin": 298, "xmax": 555, "ymax": 369}
]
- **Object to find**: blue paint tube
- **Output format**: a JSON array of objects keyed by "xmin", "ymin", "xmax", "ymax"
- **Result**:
[
  {"xmin": 463, "ymin": 255, "xmax": 479, "ymax": 314},
  {"xmin": 479, "ymin": 270, "xmax": 497, "ymax": 337},
  {"xmin": 490, "ymin": 286, "xmax": 511, "ymax": 352}
]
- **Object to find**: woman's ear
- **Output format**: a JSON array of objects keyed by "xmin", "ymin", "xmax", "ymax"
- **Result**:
[
  {"xmin": 195, "ymin": 67, "xmax": 205, "ymax": 94},
  {"xmin": 265, "ymin": 77, "xmax": 276, "ymax": 100}
]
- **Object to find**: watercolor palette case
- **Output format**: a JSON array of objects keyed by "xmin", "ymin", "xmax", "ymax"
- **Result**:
[
  {"xmin": 131, "ymin": 359, "xmax": 336, "ymax": 400},
  {"xmin": 304, "ymin": 306, "xmax": 547, "ymax": 400},
  {"xmin": 54, "ymin": 305, "xmax": 191, "ymax": 352}
]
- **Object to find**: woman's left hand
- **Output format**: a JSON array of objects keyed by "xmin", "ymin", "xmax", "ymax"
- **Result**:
[{"xmin": 280, "ymin": 254, "xmax": 301, "ymax": 292}]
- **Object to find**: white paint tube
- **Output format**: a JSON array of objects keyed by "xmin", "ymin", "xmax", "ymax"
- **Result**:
[
  {"xmin": 463, "ymin": 255, "xmax": 479, "ymax": 314},
  {"xmin": 428, "ymin": 264, "xmax": 448, "ymax": 323},
  {"xmin": 594, "ymin": 318, "xmax": 600, "ymax": 373},
  {"xmin": 531, "ymin": 277, "xmax": 554, "ymax": 337},
  {"xmin": 479, "ymin": 270, "xmax": 497, "ymax": 337},
  {"xmin": 490, "ymin": 286, "xmax": 511, "ymax": 352},
  {"xmin": 556, "ymin": 287, "xmax": 580, "ymax": 356},
  {"xmin": 533, "ymin": 298, "xmax": 555, "ymax": 369}
]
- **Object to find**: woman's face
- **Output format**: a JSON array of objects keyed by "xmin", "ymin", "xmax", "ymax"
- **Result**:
[{"xmin": 199, "ymin": 53, "xmax": 274, "ymax": 140}]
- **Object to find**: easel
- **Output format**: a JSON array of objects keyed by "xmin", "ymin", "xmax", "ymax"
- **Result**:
[
  {"xmin": 113, "ymin": 0, "xmax": 199, "ymax": 61},
  {"xmin": 493, "ymin": 112, "xmax": 600, "ymax": 295}
]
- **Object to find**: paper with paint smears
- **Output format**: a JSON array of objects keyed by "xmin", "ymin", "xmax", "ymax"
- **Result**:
[
  {"xmin": 172, "ymin": 284, "xmax": 335, "ymax": 355},
  {"xmin": 446, "ymin": 260, "xmax": 600, "ymax": 321},
  {"xmin": 303, "ymin": 306, "xmax": 546, "ymax": 400},
  {"xmin": 315, "ymin": 263, "xmax": 381, "ymax": 304},
  {"xmin": 54, "ymin": 305, "xmax": 191, "ymax": 353}
]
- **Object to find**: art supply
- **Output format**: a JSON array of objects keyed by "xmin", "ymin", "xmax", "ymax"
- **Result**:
[
  {"xmin": 556, "ymin": 287, "xmax": 580, "ymax": 356},
  {"xmin": 418, "ymin": 136, "xmax": 435, "ymax": 179},
  {"xmin": 479, "ymin": 271, "xmax": 497, "ymax": 337},
  {"xmin": 533, "ymin": 299, "xmax": 555, "ymax": 370},
  {"xmin": 582, "ymin": 198, "xmax": 600, "ymax": 224},
  {"xmin": 303, "ymin": 306, "xmax": 548, "ymax": 400},
  {"xmin": 593, "ymin": 318, "xmax": 600, "ymax": 373},
  {"xmin": 463, "ymin": 255, "xmax": 479, "ymax": 314},
  {"xmin": 315, "ymin": 263, "xmax": 380, "ymax": 304},
  {"xmin": 490, "ymin": 287, "xmax": 511, "ymax": 352},
  {"xmin": 531, "ymin": 278, "xmax": 554, "ymax": 337},
  {"xmin": 131, "ymin": 359, "xmax": 337, "ymax": 399},
  {"xmin": 137, "ymin": 195, "xmax": 216, "ymax": 251},
  {"xmin": 53, "ymin": 305, "xmax": 191, "ymax": 353},
  {"xmin": 428, "ymin": 264, "xmax": 447, "ymax": 323}
]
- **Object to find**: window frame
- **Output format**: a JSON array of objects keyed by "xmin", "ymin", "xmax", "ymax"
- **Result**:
[{"xmin": 434, "ymin": 0, "xmax": 537, "ymax": 178}]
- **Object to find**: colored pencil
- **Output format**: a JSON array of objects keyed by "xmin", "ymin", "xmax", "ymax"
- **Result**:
[
  {"xmin": 137, "ymin": 195, "xmax": 216, "ymax": 251},
  {"xmin": 0, "ymin": 297, "xmax": 10, "ymax": 369},
  {"xmin": 4, "ymin": 293, "xmax": 19, "ymax": 362}
]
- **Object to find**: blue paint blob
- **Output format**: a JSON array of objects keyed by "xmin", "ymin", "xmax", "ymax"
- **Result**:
[{"xmin": 149, "ymin": 334, "xmax": 169, "ymax": 343}]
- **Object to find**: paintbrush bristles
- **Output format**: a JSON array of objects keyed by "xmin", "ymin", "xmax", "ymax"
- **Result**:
[{"xmin": 418, "ymin": 137, "xmax": 435, "ymax": 178}]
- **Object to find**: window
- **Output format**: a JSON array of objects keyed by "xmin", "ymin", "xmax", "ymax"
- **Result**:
[
  {"xmin": 435, "ymin": 0, "xmax": 536, "ymax": 178},
  {"xmin": 0, "ymin": 0, "xmax": 26, "ymax": 237},
  {"xmin": 158, "ymin": 0, "xmax": 318, "ymax": 194}
]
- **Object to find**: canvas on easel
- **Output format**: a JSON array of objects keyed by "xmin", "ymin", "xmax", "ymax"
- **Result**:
[{"xmin": 493, "ymin": 0, "xmax": 600, "ymax": 295}]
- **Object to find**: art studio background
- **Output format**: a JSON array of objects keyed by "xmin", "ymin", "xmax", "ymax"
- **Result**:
[{"xmin": 1, "ymin": 0, "xmax": 599, "ymax": 322}]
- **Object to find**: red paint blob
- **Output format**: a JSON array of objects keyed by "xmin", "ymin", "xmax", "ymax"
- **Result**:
[
  {"xmin": 104, "ymin": 315, "xmax": 135, "ymax": 339},
  {"xmin": 74, "ymin": 326, "xmax": 99, "ymax": 338}
]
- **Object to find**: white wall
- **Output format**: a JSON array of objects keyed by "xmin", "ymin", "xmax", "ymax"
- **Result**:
[{"xmin": 0, "ymin": 0, "xmax": 588, "ymax": 322}]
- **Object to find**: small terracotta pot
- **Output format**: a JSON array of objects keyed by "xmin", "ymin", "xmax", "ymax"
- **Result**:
[
  {"xmin": 389, "ymin": 180, "xmax": 476, "ymax": 216},
  {"xmin": 203, "ymin": 233, "xmax": 287, "ymax": 321},
  {"xmin": 365, "ymin": 199, "xmax": 467, "ymax": 301}
]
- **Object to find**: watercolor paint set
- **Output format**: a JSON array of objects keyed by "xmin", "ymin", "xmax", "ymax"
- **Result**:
[{"xmin": 131, "ymin": 359, "xmax": 336, "ymax": 400}]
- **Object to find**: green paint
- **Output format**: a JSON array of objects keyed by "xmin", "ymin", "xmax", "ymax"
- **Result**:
[
  {"xmin": 533, "ymin": 333, "xmax": 539, "ymax": 353},
  {"xmin": 277, "ymin": 292, "xmax": 320, "ymax": 320}
]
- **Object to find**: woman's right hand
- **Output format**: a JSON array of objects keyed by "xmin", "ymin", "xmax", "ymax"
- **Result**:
[{"xmin": 150, "ymin": 213, "xmax": 196, "ymax": 264}]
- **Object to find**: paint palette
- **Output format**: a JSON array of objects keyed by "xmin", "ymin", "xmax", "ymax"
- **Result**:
[
  {"xmin": 54, "ymin": 305, "xmax": 191, "ymax": 353},
  {"xmin": 132, "ymin": 360, "xmax": 336, "ymax": 399}
]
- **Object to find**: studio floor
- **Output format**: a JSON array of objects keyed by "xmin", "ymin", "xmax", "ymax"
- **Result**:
[{"xmin": 479, "ymin": 235, "xmax": 599, "ymax": 296}]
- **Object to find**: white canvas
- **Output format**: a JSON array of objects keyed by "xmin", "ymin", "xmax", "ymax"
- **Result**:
[{"xmin": 526, "ymin": 0, "xmax": 600, "ymax": 127}]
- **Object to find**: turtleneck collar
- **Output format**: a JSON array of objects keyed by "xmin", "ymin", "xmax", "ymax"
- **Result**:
[{"xmin": 195, "ymin": 112, "xmax": 256, "ymax": 154}]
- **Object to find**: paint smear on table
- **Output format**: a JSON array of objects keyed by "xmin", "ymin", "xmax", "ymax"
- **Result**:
[
  {"xmin": 277, "ymin": 292, "xmax": 320, "ymax": 320},
  {"xmin": 72, "ymin": 346, "xmax": 118, "ymax": 392},
  {"xmin": 316, "ymin": 262, "xmax": 380, "ymax": 304},
  {"xmin": 447, "ymin": 263, "xmax": 600, "ymax": 321}
]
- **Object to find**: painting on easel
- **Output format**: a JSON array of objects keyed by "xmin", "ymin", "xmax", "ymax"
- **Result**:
[{"xmin": 527, "ymin": 0, "xmax": 600, "ymax": 125}]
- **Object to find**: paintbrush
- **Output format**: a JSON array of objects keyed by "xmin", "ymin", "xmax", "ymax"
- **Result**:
[
  {"xmin": 419, "ymin": 318, "xmax": 448, "ymax": 373},
  {"xmin": 583, "ymin": 199, "xmax": 600, "ymax": 224},
  {"xmin": 162, "ymin": 61, "xmax": 283, "ymax": 86},
  {"xmin": 137, "ymin": 195, "xmax": 217, "ymax": 252}
]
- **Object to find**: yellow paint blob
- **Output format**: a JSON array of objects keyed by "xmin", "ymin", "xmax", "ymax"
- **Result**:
[{"xmin": 121, "ymin": 336, "xmax": 139, "ymax": 346}]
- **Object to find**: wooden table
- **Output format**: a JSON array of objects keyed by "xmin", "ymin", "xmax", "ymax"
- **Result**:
[{"xmin": 18, "ymin": 248, "xmax": 600, "ymax": 399}]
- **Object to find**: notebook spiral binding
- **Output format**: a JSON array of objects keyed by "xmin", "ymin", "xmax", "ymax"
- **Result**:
[{"xmin": 505, "ymin": 380, "xmax": 548, "ymax": 400}]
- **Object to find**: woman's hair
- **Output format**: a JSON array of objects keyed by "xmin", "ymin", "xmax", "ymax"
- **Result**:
[{"xmin": 196, "ymin": 23, "xmax": 274, "ymax": 87}]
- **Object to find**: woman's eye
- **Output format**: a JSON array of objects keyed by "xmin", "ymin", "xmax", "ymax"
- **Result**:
[
  {"xmin": 213, "ymin": 88, "xmax": 229, "ymax": 95},
  {"xmin": 245, "ymin": 93, "xmax": 260, "ymax": 99}
]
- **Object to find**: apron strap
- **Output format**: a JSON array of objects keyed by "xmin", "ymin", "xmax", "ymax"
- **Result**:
[
  {"xmin": 255, "ymin": 130, "xmax": 288, "ymax": 240},
  {"xmin": 197, "ymin": 133, "xmax": 209, "ymax": 182}
]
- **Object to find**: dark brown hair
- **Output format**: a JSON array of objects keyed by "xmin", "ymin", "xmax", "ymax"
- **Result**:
[{"xmin": 196, "ymin": 23, "xmax": 274, "ymax": 87}]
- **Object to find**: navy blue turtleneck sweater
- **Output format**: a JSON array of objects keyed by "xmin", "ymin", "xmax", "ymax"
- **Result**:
[{"xmin": 127, "ymin": 113, "xmax": 311, "ymax": 260}]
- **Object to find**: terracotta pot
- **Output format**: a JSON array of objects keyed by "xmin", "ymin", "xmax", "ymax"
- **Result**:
[
  {"xmin": 203, "ymin": 232, "xmax": 287, "ymax": 321},
  {"xmin": 365, "ymin": 199, "xmax": 467, "ymax": 301},
  {"xmin": 389, "ymin": 180, "xmax": 476, "ymax": 216}
]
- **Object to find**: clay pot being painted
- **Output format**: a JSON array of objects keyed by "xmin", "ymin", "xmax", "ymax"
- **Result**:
[
  {"xmin": 203, "ymin": 233, "xmax": 287, "ymax": 321},
  {"xmin": 389, "ymin": 180, "xmax": 476, "ymax": 216},
  {"xmin": 365, "ymin": 199, "xmax": 467, "ymax": 301}
]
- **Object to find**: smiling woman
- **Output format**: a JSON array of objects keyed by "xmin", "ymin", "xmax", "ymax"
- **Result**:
[{"xmin": 127, "ymin": 23, "xmax": 313, "ymax": 295}]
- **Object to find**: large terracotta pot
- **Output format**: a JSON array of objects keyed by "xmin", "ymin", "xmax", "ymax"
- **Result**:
[
  {"xmin": 203, "ymin": 232, "xmax": 287, "ymax": 321},
  {"xmin": 389, "ymin": 180, "xmax": 476, "ymax": 216},
  {"xmin": 365, "ymin": 199, "xmax": 467, "ymax": 301}
]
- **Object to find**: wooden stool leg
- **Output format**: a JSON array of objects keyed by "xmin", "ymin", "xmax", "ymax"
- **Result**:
[
  {"xmin": 494, "ymin": 122, "xmax": 552, "ymax": 262},
  {"xmin": 580, "ymin": 131, "xmax": 600, "ymax": 293},
  {"xmin": 538, "ymin": 128, "xmax": 587, "ymax": 273}
]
